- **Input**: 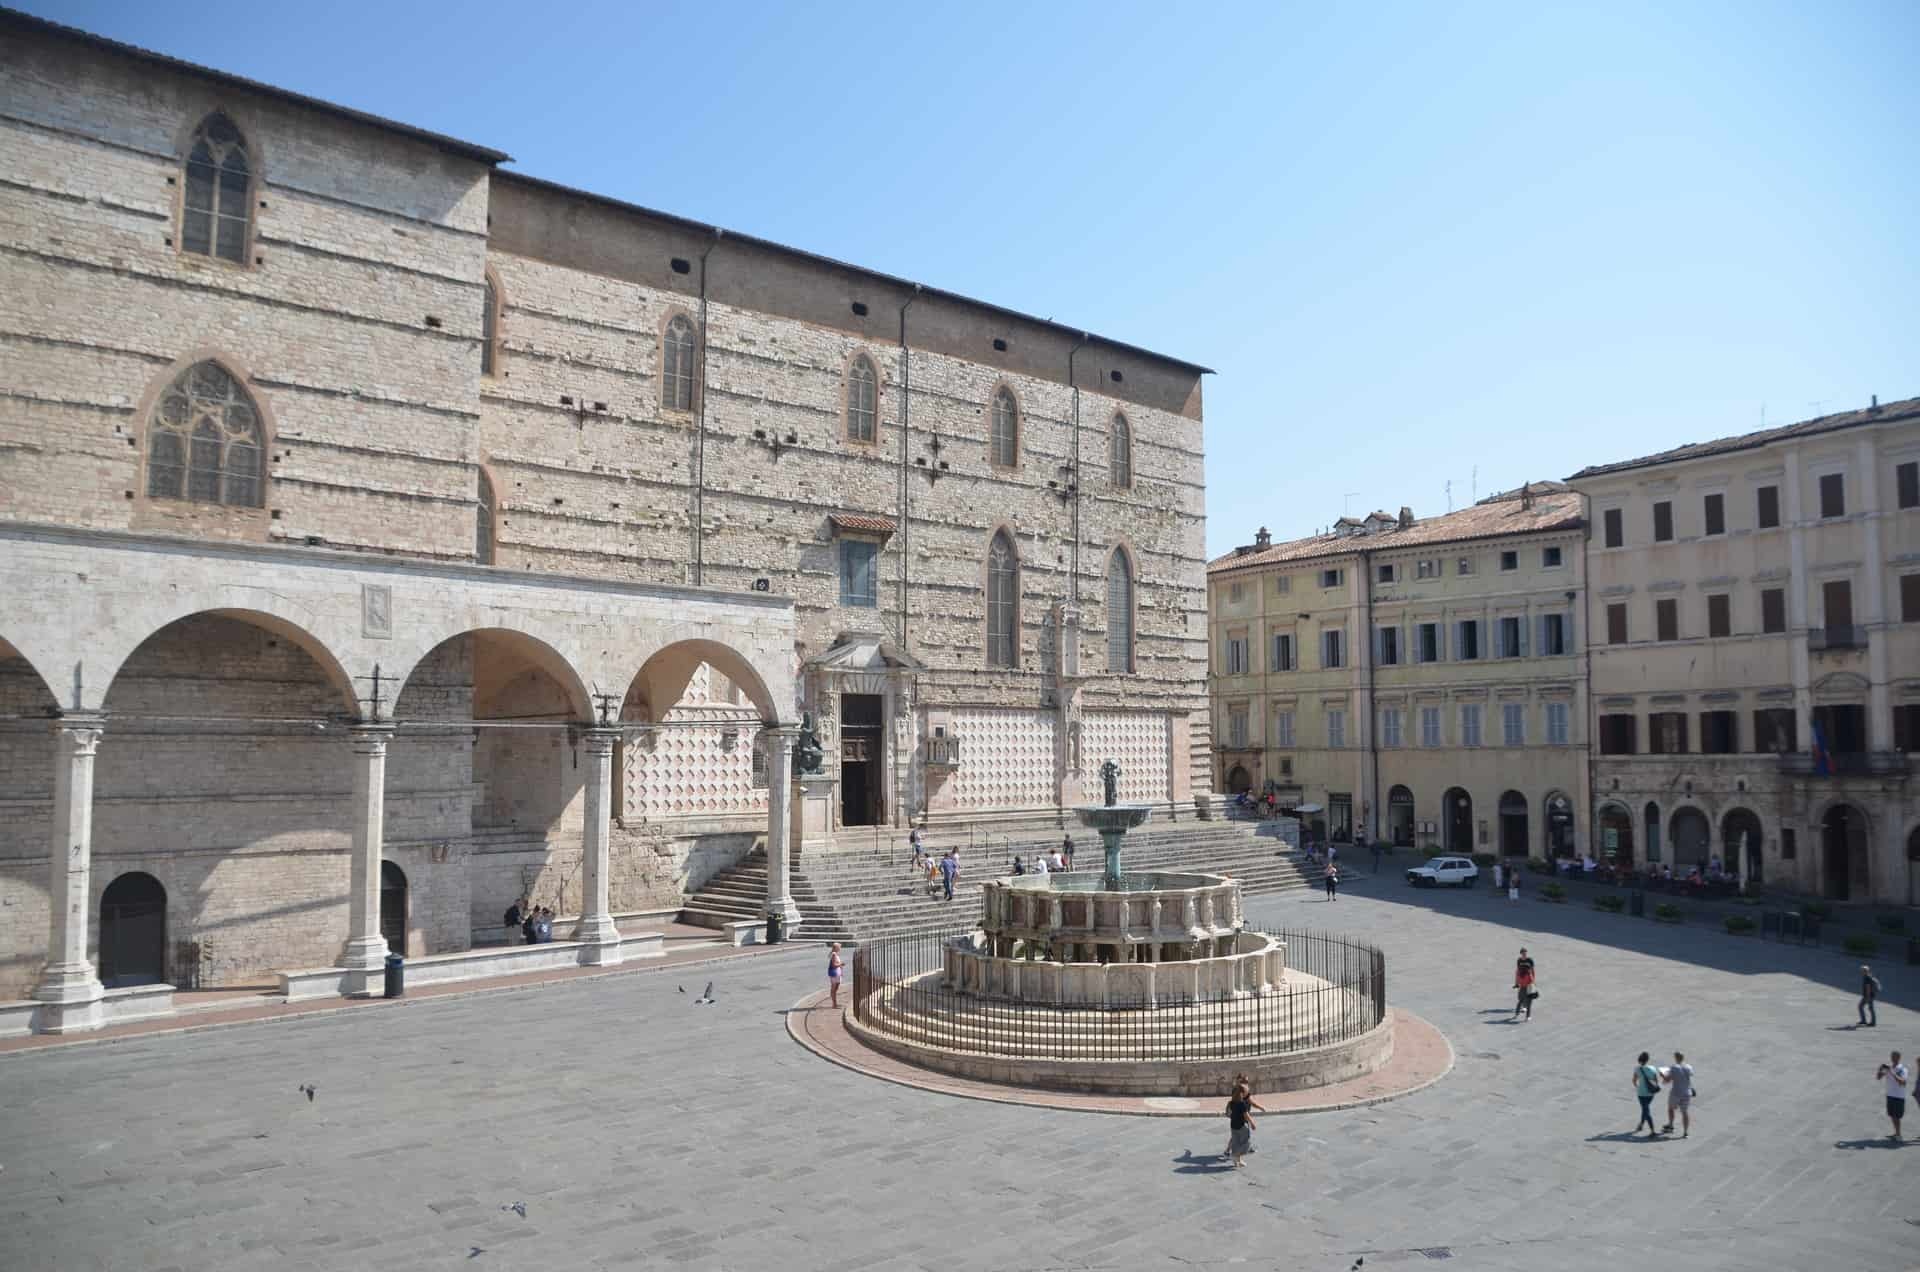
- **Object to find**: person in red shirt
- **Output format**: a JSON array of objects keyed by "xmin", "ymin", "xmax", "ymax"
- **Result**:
[{"xmin": 1512, "ymin": 948, "xmax": 1537, "ymax": 1020}]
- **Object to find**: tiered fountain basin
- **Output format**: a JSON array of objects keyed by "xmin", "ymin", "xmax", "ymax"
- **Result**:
[{"xmin": 950, "ymin": 872, "xmax": 1283, "ymax": 1005}]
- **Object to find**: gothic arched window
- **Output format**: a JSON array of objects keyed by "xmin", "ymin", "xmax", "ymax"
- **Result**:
[
  {"xmin": 662, "ymin": 314, "xmax": 696, "ymax": 411},
  {"xmin": 1106, "ymin": 548, "xmax": 1135, "ymax": 673},
  {"xmin": 986, "ymin": 529, "xmax": 1020, "ymax": 668},
  {"xmin": 147, "ymin": 361, "xmax": 263, "ymax": 506},
  {"xmin": 181, "ymin": 112, "xmax": 253, "ymax": 264},
  {"xmin": 476, "ymin": 468, "xmax": 497, "ymax": 564},
  {"xmin": 847, "ymin": 355, "xmax": 878, "ymax": 443},
  {"xmin": 990, "ymin": 387, "xmax": 1019, "ymax": 467},
  {"xmin": 481, "ymin": 274, "xmax": 501, "ymax": 376},
  {"xmin": 1110, "ymin": 412, "xmax": 1133, "ymax": 489}
]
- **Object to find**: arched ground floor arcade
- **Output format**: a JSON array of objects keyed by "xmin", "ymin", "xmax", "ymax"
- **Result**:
[
  {"xmin": 0, "ymin": 525, "xmax": 798, "ymax": 1035},
  {"xmin": 1592, "ymin": 756, "xmax": 1917, "ymax": 904}
]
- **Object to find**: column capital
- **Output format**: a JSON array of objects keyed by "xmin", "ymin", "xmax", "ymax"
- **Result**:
[
  {"xmin": 51, "ymin": 712, "xmax": 106, "ymax": 754},
  {"xmin": 348, "ymin": 720, "xmax": 395, "ymax": 755},
  {"xmin": 581, "ymin": 725, "xmax": 620, "ymax": 755}
]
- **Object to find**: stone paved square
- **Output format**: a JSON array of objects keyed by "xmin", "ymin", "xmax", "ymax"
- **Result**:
[{"xmin": 3, "ymin": 880, "xmax": 1916, "ymax": 1271}]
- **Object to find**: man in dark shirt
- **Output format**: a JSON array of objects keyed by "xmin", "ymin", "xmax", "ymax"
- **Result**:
[
  {"xmin": 1860, "ymin": 965, "xmax": 1881, "ymax": 1027},
  {"xmin": 938, "ymin": 850, "xmax": 958, "ymax": 901}
]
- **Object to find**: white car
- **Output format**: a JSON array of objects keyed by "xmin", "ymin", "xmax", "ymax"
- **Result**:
[{"xmin": 1407, "ymin": 856, "xmax": 1479, "ymax": 888}]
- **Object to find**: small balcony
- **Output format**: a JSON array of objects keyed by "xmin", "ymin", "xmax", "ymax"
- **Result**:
[
  {"xmin": 1807, "ymin": 625, "xmax": 1868, "ymax": 652},
  {"xmin": 926, "ymin": 735, "xmax": 961, "ymax": 769},
  {"xmin": 1777, "ymin": 751, "xmax": 1909, "ymax": 777}
]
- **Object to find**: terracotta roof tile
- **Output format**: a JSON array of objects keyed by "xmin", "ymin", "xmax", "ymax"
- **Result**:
[
  {"xmin": 829, "ymin": 513, "xmax": 897, "ymax": 536},
  {"xmin": 1209, "ymin": 489, "xmax": 1583, "ymax": 575},
  {"xmin": 1567, "ymin": 396, "xmax": 1920, "ymax": 481}
]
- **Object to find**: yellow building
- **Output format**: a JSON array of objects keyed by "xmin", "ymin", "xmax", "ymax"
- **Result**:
[
  {"xmin": 1207, "ymin": 488, "xmax": 1589, "ymax": 858},
  {"xmin": 1569, "ymin": 397, "xmax": 1920, "ymax": 902}
]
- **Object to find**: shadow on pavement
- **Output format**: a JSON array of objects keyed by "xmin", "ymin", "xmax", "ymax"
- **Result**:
[
  {"xmin": 1340, "ymin": 863, "xmax": 1911, "ymax": 1008},
  {"xmin": 1171, "ymin": 1149, "xmax": 1234, "ymax": 1174},
  {"xmin": 1833, "ymin": 1138, "xmax": 1909, "ymax": 1151},
  {"xmin": 1585, "ymin": 1131, "xmax": 1674, "ymax": 1144}
]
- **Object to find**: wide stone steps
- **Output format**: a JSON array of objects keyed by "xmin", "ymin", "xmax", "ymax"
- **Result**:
[{"xmin": 680, "ymin": 823, "xmax": 1320, "ymax": 942}]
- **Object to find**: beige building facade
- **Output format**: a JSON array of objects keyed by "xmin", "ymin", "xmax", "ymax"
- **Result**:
[
  {"xmin": 0, "ymin": 14, "xmax": 1212, "ymax": 1026},
  {"xmin": 1570, "ymin": 397, "xmax": 1920, "ymax": 904},
  {"xmin": 1208, "ymin": 488, "xmax": 1590, "ymax": 859}
]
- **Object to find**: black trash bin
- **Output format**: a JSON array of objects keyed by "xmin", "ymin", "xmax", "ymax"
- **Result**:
[
  {"xmin": 383, "ymin": 953, "xmax": 404, "ymax": 999},
  {"xmin": 765, "ymin": 911, "xmax": 785, "ymax": 945},
  {"xmin": 1629, "ymin": 890, "xmax": 1645, "ymax": 918}
]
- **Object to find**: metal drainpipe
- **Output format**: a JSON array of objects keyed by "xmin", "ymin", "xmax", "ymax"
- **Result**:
[
  {"xmin": 1579, "ymin": 497, "xmax": 1596, "ymax": 853},
  {"xmin": 897, "ymin": 285, "xmax": 920, "ymax": 649},
  {"xmin": 1363, "ymin": 547, "xmax": 1378, "ymax": 844},
  {"xmin": 691, "ymin": 229, "xmax": 722, "ymax": 586},
  {"xmin": 1067, "ymin": 334, "xmax": 1091, "ymax": 608}
]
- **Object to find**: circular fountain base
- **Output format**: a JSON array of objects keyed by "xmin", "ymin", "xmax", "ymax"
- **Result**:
[{"xmin": 844, "ymin": 870, "xmax": 1396, "ymax": 1099}]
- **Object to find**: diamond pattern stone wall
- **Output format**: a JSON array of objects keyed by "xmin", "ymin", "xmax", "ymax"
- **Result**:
[
  {"xmin": 1082, "ymin": 711, "xmax": 1171, "ymax": 805},
  {"xmin": 948, "ymin": 707, "xmax": 1056, "ymax": 812}
]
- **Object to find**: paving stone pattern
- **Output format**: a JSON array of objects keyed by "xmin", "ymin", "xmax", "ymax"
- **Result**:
[{"xmin": 1, "ymin": 878, "xmax": 1915, "ymax": 1270}]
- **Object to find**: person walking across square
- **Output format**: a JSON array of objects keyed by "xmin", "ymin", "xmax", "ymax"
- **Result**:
[
  {"xmin": 1858, "ymin": 965, "xmax": 1880, "ymax": 1027},
  {"xmin": 1224, "ymin": 1080, "xmax": 1265, "ymax": 1169},
  {"xmin": 1631, "ymin": 1052, "xmax": 1663, "ymax": 1136},
  {"xmin": 1660, "ymin": 1052, "xmax": 1694, "ymax": 1137},
  {"xmin": 938, "ymin": 849, "xmax": 958, "ymax": 901},
  {"xmin": 1511, "ymin": 948, "xmax": 1536, "ymax": 1020},
  {"xmin": 1323, "ymin": 862, "xmax": 1339, "ymax": 900},
  {"xmin": 1878, "ymin": 1051, "xmax": 1908, "ymax": 1142}
]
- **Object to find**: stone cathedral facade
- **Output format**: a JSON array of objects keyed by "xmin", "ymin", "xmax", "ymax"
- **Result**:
[{"xmin": 0, "ymin": 13, "xmax": 1212, "ymax": 1007}]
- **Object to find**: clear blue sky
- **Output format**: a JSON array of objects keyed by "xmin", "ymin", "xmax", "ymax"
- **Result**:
[{"xmin": 29, "ymin": 0, "xmax": 1918, "ymax": 556}]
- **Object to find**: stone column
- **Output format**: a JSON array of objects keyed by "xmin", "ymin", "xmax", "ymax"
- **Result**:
[
  {"xmin": 1856, "ymin": 435, "xmax": 1893, "ymax": 751},
  {"xmin": 765, "ymin": 726, "xmax": 802, "ymax": 933},
  {"xmin": 339, "ymin": 723, "xmax": 394, "ymax": 991},
  {"xmin": 34, "ymin": 713, "xmax": 107, "ymax": 1034},
  {"xmin": 574, "ymin": 727, "xmax": 622, "ymax": 964}
]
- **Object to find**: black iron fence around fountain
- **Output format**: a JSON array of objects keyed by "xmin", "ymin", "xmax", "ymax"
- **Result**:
[{"xmin": 850, "ymin": 927, "xmax": 1387, "ymax": 1062}]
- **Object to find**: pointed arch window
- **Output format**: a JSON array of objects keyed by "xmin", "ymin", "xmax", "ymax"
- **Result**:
[
  {"xmin": 1110, "ymin": 413, "xmax": 1133, "ymax": 489},
  {"xmin": 847, "ymin": 355, "xmax": 878, "ymax": 442},
  {"xmin": 662, "ymin": 314, "xmax": 697, "ymax": 411},
  {"xmin": 990, "ymin": 387, "xmax": 1019, "ymax": 467},
  {"xmin": 476, "ymin": 467, "xmax": 497, "ymax": 564},
  {"xmin": 481, "ymin": 275, "xmax": 500, "ymax": 376},
  {"xmin": 181, "ymin": 112, "xmax": 253, "ymax": 264},
  {"xmin": 986, "ymin": 529, "xmax": 1020, "ymax": 667},
  {"xmin": 1106, "ymin": 548, "xmax": 1135, "ymax": 673},
  {"xmin": 147, "ymin": 361, "xmax": 263, "ymax": 506}
]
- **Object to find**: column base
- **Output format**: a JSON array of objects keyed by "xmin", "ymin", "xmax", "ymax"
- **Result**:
[
  {"xmin": 574, "ymin": 915, "xmax": 623, "ymax": 966},
  {"xmin": 33, "ymin": 963, "xmax": 106, "ymax": 1034},
  {"xmin": 767, "ymin": 898, "xmax": 803, "ymax": 927},
  {"xmin": 339, "ymin": 935, "xmax": 390, "ymax": 973}
]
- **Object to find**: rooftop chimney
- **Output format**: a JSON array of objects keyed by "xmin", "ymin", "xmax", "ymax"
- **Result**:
[
  {"xmin": 1520, "ymin": 482, "xmax": 1534, "ymax": 510},
  {"xmin": 1870, "ymin": 394, "xmax": 1880, "ymax": 412},
  {"xmin": 1397, "ymin": 505, "xmax": 1414, "ymax": 529},
  {"xmin": 1254, "ymin": 526, "xmax": 1271, "ymax": 549}
]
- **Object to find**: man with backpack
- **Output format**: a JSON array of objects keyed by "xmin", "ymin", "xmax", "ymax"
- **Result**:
[{"xmin": 1859, "ymin": 964, "xmax": 1881, "ymax": 1027}]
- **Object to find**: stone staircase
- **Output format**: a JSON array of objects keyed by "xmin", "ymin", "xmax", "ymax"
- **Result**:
[{"xmin": 679, "ymin": 820, "xmax": 1313, "ymax": 944}]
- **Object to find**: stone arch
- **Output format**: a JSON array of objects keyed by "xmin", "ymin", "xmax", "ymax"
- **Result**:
[
  {"xmin": 1643, "ymin": 800, "xmax": 1662, "ymax": 864},
  {"xmin": 1443, "ymin": 787, "xmax": 1473, "ymax": 855},
  {"xmin": 1597, "ymin": 801, "xmax": 1635, "ymax": 864},
  {"xmin": 172, "ymin": 108, "xmax": 261, "ymax": 265},
  {"xmin": 1669, "ymin": 805, "xmax": 1712, "ymax": 868},
  {"xmin": 979, "ymin": 523, "xmax": 1023, "ymax": 670},
  {"xmin": 1721, "ymin": 807, "xmax": 1763, "ymax": 881},
  {"xmin": 380, "ymin": 860, "xmax": 408, "ymax": 956},
  {"xmin": 389, "ymin": 624, "xmax": 592, "ymax": 723},
  {"xmin": 1498, "ymin": 789, "xmax": 1529, "ymax": 857},
  {"xmin": 1542, "ymin": 789, "xmax": 1575, "ymax": 858},
  {"xmin": 98, "ymin": 606, "xmax": 357, "ymax": 716},
  {"xmin": 626, "ymin": 638, "xmax": 779, "ymax": 725},
  {"xmin": 1225, "ymin": 764, "xmax": 1252, "ymax": 794},
  {"xmin": 99, "ymin": 871, "xmax": 167, "ymax": 988},
  {"xmin": 1386, "ymin": 784, "xmax": 1415, "ymax": 847},
  {"xmin": 1818, "ymin": 801, "xmax": 1872, "ymax": 901},
  {"xmin": 391, "ymin": 628, "xmax": 596, "ymax": 839}
]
